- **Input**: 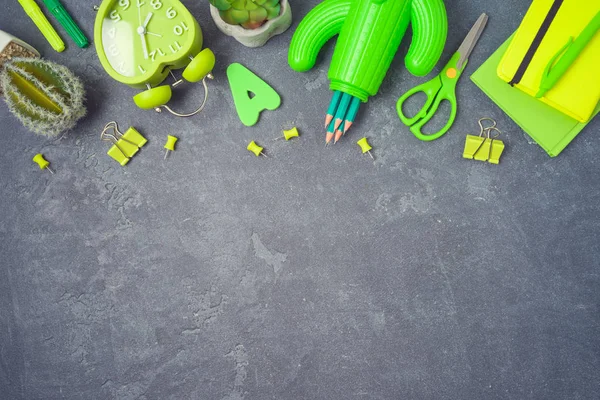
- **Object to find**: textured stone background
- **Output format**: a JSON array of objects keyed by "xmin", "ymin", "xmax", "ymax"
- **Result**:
[{"xmin": 1, "ymin": 0, "xmax": 599, "ymax": 399}]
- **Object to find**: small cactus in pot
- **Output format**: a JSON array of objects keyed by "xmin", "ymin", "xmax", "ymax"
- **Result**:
[
  {"xmin": 1, "ymin": 58, "xmax": 86, "ymax": 137},
  {"xmin": 209, "ymin": 0, "xmax": 282, "ymax": 29},
  {"xmin": 208, "ymin": 0, "xmax": 292, "ymax": 48}
]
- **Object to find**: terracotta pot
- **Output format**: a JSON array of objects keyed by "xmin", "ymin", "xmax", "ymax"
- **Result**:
[{"xmin": 210, "ymin": 0, "xmax": 292, "ymax": 48}]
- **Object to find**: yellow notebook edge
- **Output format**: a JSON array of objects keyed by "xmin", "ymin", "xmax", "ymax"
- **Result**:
[{"xmin": 496, "ymin": 0, "xmax": 600, "ymax": 123}]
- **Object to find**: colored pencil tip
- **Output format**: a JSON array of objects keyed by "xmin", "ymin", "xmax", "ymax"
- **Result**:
[
  {"xmin": 325, "ymin": 115, "xmax": 333, "ymax": 128},
  {"xmin": 344, "ymin": 121, "xmax": 353, "ymax": 133},
  {"xmin": 334, "ymin": 119, "xmax": 343, "ymax": 131},
  {"xmin": 334, "ymin": 130, "xmax": 343, "ymax": 143},
  {"xmin": 325, "ymin": 131, "xmax": 334, "ymax": 144}
]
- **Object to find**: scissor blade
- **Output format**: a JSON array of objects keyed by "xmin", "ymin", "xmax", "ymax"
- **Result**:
[{"xmin": 456, "ymin": 13, "xmax": 489, "ymax": 70}]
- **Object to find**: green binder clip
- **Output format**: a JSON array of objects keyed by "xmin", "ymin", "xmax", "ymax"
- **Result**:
[{"xmin": 463, "ymin": 118, "xmax": 505, "ymax": 164}]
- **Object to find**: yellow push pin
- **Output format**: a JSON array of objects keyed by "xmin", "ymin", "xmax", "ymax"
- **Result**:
[
  {"xmin": 164, "ymin": 135, "xmax": 178, "ymax": 160},
  {"xmin": 274, "ymin": 127, "xmax": 300, "ymax": 141},
  {"xmin": 32, "ymin": 153, "xmax": 54, "ymax": 174},
  {"xmin": 357, "ymin": 137, "xmax": 374, "ymax": 160},
  {"xmin": 247, "ymin": 141, "xmax": 268, "ymax": 157}
]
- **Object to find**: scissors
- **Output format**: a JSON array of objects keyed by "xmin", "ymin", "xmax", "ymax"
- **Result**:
[{"xmin": 397, "ymin": 13, "xmax": 489, "ymax": 141}]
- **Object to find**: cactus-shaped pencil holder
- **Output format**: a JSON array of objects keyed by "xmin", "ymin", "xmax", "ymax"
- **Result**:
[
  {"xmin": 289, "ymin": 0, "xmax": 448, "ymax": 102},
  {"xmin": 0, "ymin": 58, "xmax": 86, "ymax": 137}
]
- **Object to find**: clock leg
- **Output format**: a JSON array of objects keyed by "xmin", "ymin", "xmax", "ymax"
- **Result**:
[
  {"xmin": 134, "ymin": 48, "xmax": 216, "ymax": 117},
  {"xmin": 159, "ymin": 75, "xmax": 214, "ymax": 118}
]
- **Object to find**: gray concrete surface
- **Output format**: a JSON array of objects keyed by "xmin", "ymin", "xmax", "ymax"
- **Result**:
[{"xmin": 1, "ymin": 0, "xmax": 599, "ymax": 399}]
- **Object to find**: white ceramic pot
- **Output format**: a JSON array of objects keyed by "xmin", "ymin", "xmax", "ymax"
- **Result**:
[{"xmin": 210, "ymin": 0, "xmax": 292, "ymax": 48}]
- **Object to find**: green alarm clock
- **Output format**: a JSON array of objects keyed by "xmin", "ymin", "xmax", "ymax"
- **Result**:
[{"xmin": 94, "ymin": 0, "xmax": 216, "ymax": 117}]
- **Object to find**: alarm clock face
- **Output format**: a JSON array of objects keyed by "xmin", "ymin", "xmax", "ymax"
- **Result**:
[{"xmin": 96, "ymin": 0, "xmax": 202, "ymax": 86}]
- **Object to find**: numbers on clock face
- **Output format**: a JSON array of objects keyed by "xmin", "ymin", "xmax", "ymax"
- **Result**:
[
  {"xmin": 149, "ymin": 48, "xmax": 166, "ymax": 62},
  {"xmin": 169, "ymin": 41, "xmax": 182, "ymax": 53},
  {"xmin": 173, "ymin": 21, "xmax": 188, "ymax": 36},
  {"xmin": 110, "ymin": 10, "xmax": 121, "ymax": 22},
  {"xmin": 108, "ymin": 43, "xmax": 120, "ymax": 57},
  {"xmin": 102, "ymin": 0, "xmax": 193, "ymax": 78}
]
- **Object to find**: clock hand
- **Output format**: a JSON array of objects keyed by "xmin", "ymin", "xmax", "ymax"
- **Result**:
[
  {"xmin": 146, "ymin": 31, "xmax": 162, "ymax": 37},
  {"xmin": 137, "ymin": 12, "xmax": 153, "ymax": 60},
  {"xmin": 137, "ymin": 2, "xmax": 142, "ymax": 26},
  {"xmin": 137, "ymin": 26, "xmax": 149, "ymax": 59},
  {"xmin": 141, "ymin": 34, "xmax": 149, "ymax": 59},
  {"xmin": 143, "ymin": 12, "xmax": 153, "ymax": 29}
]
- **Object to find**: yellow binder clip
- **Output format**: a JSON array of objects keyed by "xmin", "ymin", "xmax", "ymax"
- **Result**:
[
  {"xmin": 101, "ymin": 130, "xmax": 130, "ymax": 166},
  {"xmin": 463, "ymin": 118, "xmax": 505, "ymax": 164},
  {"xmin": 101, "ymin": 122, "xmax": 147, "ymax": 166}
]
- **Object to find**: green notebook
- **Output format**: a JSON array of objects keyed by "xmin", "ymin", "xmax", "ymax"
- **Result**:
[{"xmin": 471, "ymin": 35, "xmax": 600, "ymax": 157}]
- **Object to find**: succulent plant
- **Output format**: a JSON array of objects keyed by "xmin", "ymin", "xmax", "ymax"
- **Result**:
[
  {"xmin": 210, "ymin": 0, "xmax": 281, "ymax": 29},
  {"xmin": 0, "ymin": 58, "xmax": 86, "ymax": 137}
]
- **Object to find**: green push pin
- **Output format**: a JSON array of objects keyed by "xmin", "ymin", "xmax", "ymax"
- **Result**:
[
  {"xmin": 247, "ymin": 141, "xmax": 268, "ymax": 158},
  {"xmin": 274, "ymin": 127, "xmax": 300, "ymax": 141},
  {"xmin": 357, "ymin": 137, "xmax": 374, "ymax": 160},
  {"xmin": 164, "ymin": 135, "xmax": 178, "ymax": 159},
  {"xmin": 33, "ymin": 153, "xmax": 54, "ymax": 174}
]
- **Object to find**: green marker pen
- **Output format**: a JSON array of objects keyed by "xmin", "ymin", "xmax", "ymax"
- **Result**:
[
  {"xmin": 17, "ymin": 0, "xmax": 65, "ymax": 52},
  {"xmin": 42, "ymin": 0, "xmax": 89, "ymax": 48}
]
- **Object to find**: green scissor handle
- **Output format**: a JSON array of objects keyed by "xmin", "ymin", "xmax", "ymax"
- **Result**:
[
  {"xmin": 396, "ymin": 52, "xmax": 466, "ymax": 141},
  {"xmin": 397, "ymin": 75, "xmax": 443, "ymax": 126}
]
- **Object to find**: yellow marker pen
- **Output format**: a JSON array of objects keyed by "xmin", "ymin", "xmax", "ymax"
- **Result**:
[{"xmin": 18, "ymin": 0, "xmax": 65, "ymax": 52}]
